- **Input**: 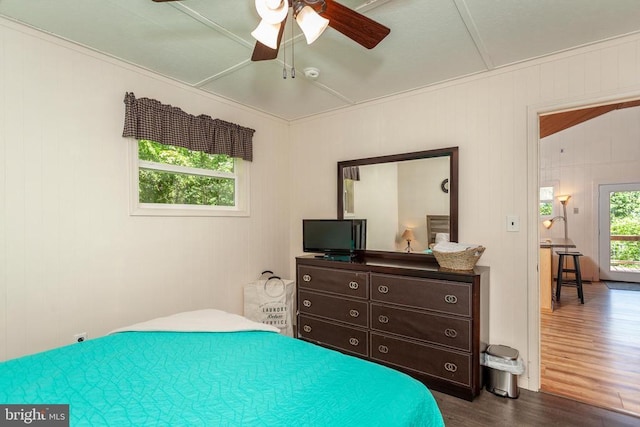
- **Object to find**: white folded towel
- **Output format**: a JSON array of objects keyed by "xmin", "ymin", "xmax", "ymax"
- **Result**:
[
  {"xmin": 435, "ymin": 233, "xmax": 449, "ymax": 243},
  {"xmin": 433, "ymin": 242, "xmax": 479, "ymax": 253}
]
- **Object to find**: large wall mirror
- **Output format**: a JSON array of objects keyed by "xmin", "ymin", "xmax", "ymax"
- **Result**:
[{"xmin": 338, "ymin": 147, "xmax": 458, "ymax": 259}]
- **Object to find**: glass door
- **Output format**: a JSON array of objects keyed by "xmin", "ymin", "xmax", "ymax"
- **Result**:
[{"xmin": 598, "ymin": 183, "xmax": 640, "ymax": 282}]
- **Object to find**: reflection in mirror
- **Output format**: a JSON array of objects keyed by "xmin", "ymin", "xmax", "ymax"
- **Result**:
[{"xmin": 338, "ymin": 148, "xmax": 458, "ymax": 258}]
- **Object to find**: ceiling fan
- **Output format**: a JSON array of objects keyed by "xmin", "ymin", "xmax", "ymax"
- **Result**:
[{"xmin": 152, "ymin": 0, "xmax": 390, "ymax": 62}]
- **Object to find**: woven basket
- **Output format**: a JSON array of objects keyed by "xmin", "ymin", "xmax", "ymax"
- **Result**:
[{"xmin": 431, "ymin": 245, "xmax": 485, "ymax": 271}]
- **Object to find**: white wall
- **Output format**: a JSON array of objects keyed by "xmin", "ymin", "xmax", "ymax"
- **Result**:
[
  {"xmin": 0, "ymin": 19, "xmax": 291, "ymax": 361},
  {"xmin": 540, "ymin": 107, "xmax": 640, "ymax": 281},
  {"xmin": 289, "ymin": 33, "xmax": 640, "ymax": 391}
]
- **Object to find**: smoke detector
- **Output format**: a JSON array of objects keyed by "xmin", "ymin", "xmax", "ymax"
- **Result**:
[{"xmin": 303, "ymin": 67, "xmax": 320, "ymax": 79}]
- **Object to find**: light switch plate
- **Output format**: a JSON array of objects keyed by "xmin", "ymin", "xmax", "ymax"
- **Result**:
[{"xmin": 506, "ymin": 215, "xmax": 520, "ymax": 232}]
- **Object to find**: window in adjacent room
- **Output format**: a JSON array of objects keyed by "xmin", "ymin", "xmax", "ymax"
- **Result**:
[
  {"xmin": 130, "ymin": 139, "xmax": 249, "ymax": 217},
  {"xmin": 344, "ymin": 178, "xmax": 355, "ymax": 216},
  {"xmin": 539, "ymin": 186, "xmax": 554, "ymax": 217},
  {"xmin": 342, "ymin": 166, "xmax": 360, "ymax": 217}
]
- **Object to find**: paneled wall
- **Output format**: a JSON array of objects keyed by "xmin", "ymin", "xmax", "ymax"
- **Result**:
[
  {"xmin": 3, "ymin": 11, "xmax": 640, "ymax": 395},
  {"xmin": 540, "ymin": 107, "xmax": 640, "ymax": 281},
  {"xmin": 0, "ymin": 18, "xmax": 290, "ymax": 361},
  {"xmin": 289, "ymin": 33, "xmax": 640, "ymax": 391}
]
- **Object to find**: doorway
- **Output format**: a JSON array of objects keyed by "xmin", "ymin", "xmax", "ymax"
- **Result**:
[
  {"xmin": 598, "ymin": 183, "xmax": 640, "ymax": 283},
  {"xmin": 536, "ymin": 101, "xmax": 640, "ymax": 416}
]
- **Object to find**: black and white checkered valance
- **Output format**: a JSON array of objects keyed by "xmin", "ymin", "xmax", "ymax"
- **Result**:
[
  {"xmin": 122, "ymin": 92, "xmax": 255, "ymax": 161},
  {"xmin": 343, "ymin": 166, "xmax": 360, "ymax": 181}
]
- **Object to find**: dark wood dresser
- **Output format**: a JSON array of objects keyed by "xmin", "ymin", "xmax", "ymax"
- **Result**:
[{"xmin": 296, "ymin": 255, "xmax": 489, "ymax": 401}]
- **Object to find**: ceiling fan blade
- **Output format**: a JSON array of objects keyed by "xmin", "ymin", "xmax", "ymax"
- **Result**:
[
  {"xmin": 251, "ymin": 16, "xmax": 287, "ymax": 61},
  {"xmin": 322, "ymin": 0, "xmax": 390, "ymax": 49},
  {"xmin": 251, "ymin": 41, "xmax": 280, "ymax": 61},
  {"xmin": 151, "ymin": 0, "xmax": 181, "ymax": 2}
]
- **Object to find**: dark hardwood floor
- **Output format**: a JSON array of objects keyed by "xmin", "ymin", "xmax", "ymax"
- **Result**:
[{"xmin": 432, "ymin": 388, "xmax": 640, "ymax": 427}]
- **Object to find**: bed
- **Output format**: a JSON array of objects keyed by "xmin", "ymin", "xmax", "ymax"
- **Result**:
[
  {"xmin": 0, "ymin": 309, "xmax": 444, "ymax": 426},
  {"xmin": 426, "ymin": 215, "xmax": 450, "ymax": 245}
]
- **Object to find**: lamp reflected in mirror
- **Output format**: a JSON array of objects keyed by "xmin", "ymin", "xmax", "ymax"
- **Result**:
[{"xmin": 402, "ymin": 229, "xmax": 415, "ymax": 253}]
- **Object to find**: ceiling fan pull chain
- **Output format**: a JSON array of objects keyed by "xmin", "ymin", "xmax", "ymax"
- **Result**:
[
  {"xmin": 291, "ymin": 16, "xmax": 296, "ymax": 78},
  {"xmin": 282, "ymin": 26, "xmax": 287, "ymax": 79}
]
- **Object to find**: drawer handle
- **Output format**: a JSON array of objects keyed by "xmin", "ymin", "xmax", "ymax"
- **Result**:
[
  {"xmin": 302, "ymin": 274, "xmax": 311, "ymax": 282},
  {"xmin": 378, "ymin": 285, "xmax": 389, "ymax": 294},
  {"xmin": 302, "ymin": 299, "xmax": 312, "ymax": 308},
  {"xmin": 302, "ymin": 325, "xmax": 312, "ymax": 333},
  {"xmin": 444, "ymin": 294, "xmax": 458, "ymax": 304},
  {"xmin": 348, "ymin": 281, "xmax": 360, "ymax": 290},
  {"xmin": 349, "ymin": 309, "xmax": 360, "ymax": 318},
  {"xmin": 378, "ymin": 345, "xmax": 389, "ymax": 354},
  {"xmin": 378, "ymin": 315, "xmax": 389, "ymax": 324},
  {"xmin": 444, "ymin": 362, "xmax": 458, "ymax": 373},
  {"xmin": 349, "ymin": 338, "xmax": 359, "ymax": 346},
  {"xmin": 444, "ymin": 328, "xmax": 458, "ymax": 338}
]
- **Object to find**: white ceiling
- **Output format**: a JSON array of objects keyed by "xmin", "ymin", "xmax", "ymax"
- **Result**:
[{"xmin": 2, "ymin": 0, "xmax": 640, "ymax": 121}]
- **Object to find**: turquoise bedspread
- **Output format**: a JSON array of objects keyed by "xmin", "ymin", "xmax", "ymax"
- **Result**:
[{"xmin": 0, "ymin": 331, "xmax": 444, "ymax": 426}]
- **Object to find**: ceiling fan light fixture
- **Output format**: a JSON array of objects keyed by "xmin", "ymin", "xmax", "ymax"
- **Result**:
[
  {"xmin": 251, "ymin": 19, "xmax": 281, "ymax": 49},
  {"xmin": 255, "ymin": 0, "xmax": 288, "ymax": 24},
  {"xmin": 295, "ymin": 5, "xmax": 329, "ymax": 45}
]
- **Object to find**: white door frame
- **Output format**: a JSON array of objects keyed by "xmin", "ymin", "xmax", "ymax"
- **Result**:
[
  {"xmin": 598, "ymin": 183, "xmax": 640, "ymax": 282},
  {"xmin": 526, "ymin": 90, "xmax": 640, "ymax": 392}
]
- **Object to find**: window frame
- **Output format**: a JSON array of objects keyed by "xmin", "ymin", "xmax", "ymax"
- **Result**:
[
  {"xmin": 343, "ymin": 178, "xmax": 356, "ymax": 217},
  {"xmin": 539, "ymin": 184, "xmax": 556, "ymax": 218},
  {"xmin": 129, "ymin": 140, "xmax": 250, "ymax": 217}
]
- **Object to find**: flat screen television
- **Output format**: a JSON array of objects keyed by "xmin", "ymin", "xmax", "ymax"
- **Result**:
[{"xmin": 302, "ymin": 219, "xmax": 367, "ymax": 259}]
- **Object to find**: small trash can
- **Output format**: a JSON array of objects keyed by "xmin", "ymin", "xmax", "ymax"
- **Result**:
[{"xmin": 484, "ymin": 344, "xmax": 520, "ymax": 398}]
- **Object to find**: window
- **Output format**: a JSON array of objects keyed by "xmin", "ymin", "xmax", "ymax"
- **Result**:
[
  {"xmin": 343, "ymin": 179, "xmax": 355, "ymax": 216},
  {"xmin": 539, "ymin": 186, "xmax": 554, "ymax": 217},
  {"xmin": 130, "ymin": 140, "xmax": 249, "ymax": 216}
]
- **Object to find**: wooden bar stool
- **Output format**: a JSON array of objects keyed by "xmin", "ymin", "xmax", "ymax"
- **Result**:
[{"xmin": 555, "ymin": 251, "xmax": 584, "ymax": 304}]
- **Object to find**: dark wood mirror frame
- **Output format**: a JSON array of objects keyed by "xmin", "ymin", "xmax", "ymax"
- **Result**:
[{"xmin": 337, "ymin": 147, "xmax": 458, "ymax": 262}]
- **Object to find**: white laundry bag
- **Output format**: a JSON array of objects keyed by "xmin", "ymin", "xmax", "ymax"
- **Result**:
[{"xmin": 244, "ymin": 272, "xmax": 295, "ymax": 336}]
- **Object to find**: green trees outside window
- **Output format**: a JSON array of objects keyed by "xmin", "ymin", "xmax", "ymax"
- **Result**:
[
  {"xmin": 138, "ymin": 140, "xmax": 236, "ymax": 206},
  {"xmin": 610, "ymin": 191, "xmax": 640, "ymax": 268},
  {"xmin": 539, "ymin": 186, "xmax": 554, "ymax": 216}
]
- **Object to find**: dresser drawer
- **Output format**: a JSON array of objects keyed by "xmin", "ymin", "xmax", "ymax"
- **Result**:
[
  {"xmin": 370, "ymin": 333, "xmax": 471, "ymax": 386},
  {"xmin": 298, "ymin": 265, "xmax": 368, "ymax": 299},
  {"xmin": 370, "ymin": 303, "xmax": 471, "ymax": 351},
  {"xmin": 299, "ymin": 290, "xmax": 369, "ymax": 327},
  {"xmin": 298, "ymin": 315, "xmax": 368, "ymax": 357},
  {"xmin": 371, "ymin": 273, "xmax": 471, "ymax": 316}
]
